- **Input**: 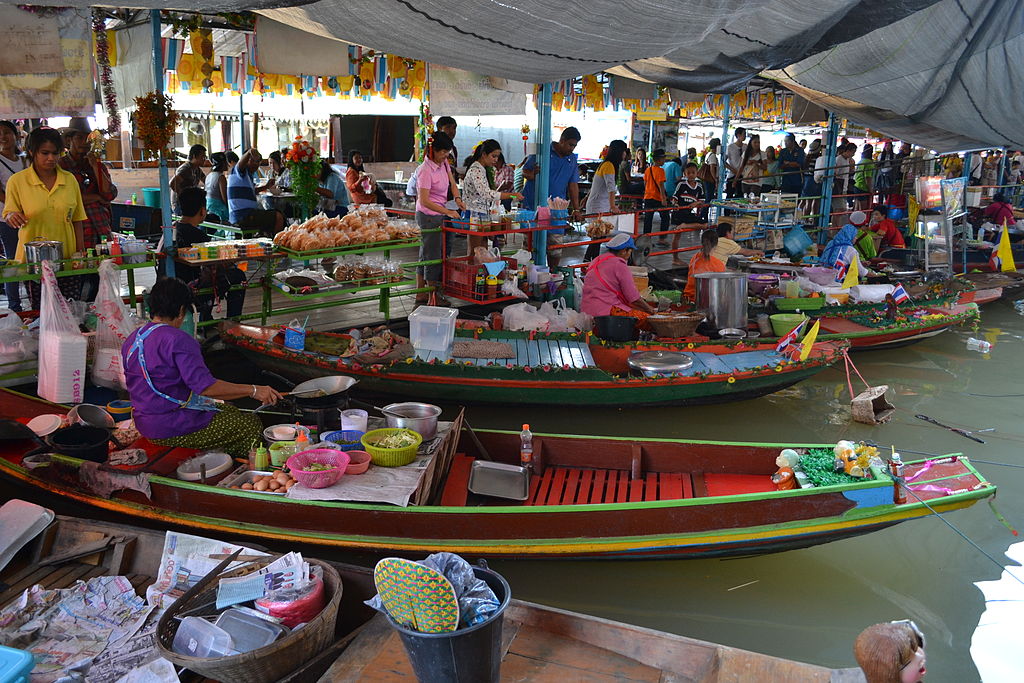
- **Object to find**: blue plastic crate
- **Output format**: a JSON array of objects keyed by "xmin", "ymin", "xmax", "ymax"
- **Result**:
[
  {"xmin": 0, "ymin": 646, "xmax": 33, "ymax": 683},
  {"xmin": 320, "ymin": 430, "xmax": 366, "ymax": 451}
]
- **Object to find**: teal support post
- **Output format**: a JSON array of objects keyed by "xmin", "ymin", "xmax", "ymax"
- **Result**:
[
  {"xmin": 817, "ymin": 112, "xmax": 841, "ymax": 236},
  {"xmin": 997, "ymin": 147, "xmax": 1006, "ymax": 188},
  {"xmin": 716, "ymin": 94, "xmax": 731, "ymax": 202},
  {"xmin": 961, "ymin": 151, "xmax": 972, "ymax": 274},
  {"xmin": 534, "ymin": 82, "xmax": 553, "ymax": 267},
  {"xmin": 150, "ymin": 10, "xmax": 175, "ymax": 278}
]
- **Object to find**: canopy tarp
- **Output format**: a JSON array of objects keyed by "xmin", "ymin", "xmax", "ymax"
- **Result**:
[{"xmin": 10, "ymin": 1, "xmax": 1021, "ymax": 151}]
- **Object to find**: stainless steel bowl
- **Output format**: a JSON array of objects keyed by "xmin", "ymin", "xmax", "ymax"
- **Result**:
[
  {"xmin": 718, "ymin": 328, "xmax": 747, "ymax": 340},
  {"xmin": 380, "ymin": 402, "xmax": 441, "ymax": 440},
  {"xmin": 67, "ymin": 403, "xmax": 115, "ymax": 429}
]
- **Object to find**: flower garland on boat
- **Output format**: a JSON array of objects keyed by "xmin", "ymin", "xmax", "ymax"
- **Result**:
[{"xmin": 285, "ymin": 136, "xmax": 321, "ymax": 219}]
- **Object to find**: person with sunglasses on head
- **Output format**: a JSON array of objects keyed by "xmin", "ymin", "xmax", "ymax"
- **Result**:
[
  {"xmin": 0, "ymin": 120, "xmax": 27, "ymax": 310},
  {"xmin": 854, "ymin": 619, "xmax": 926, "ymax": 683}
]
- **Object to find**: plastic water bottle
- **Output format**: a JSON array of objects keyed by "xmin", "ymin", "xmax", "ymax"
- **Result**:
[
  {"xmin": 519, "ymin": 424, "xmax": 533, "ymax": 470},
  {"xmin": 889, "ymin": 453, "xmax": 906, "ymax": 504},
  {"xmin": 966, "ymin": 337, "xmax": 992, "ymax": 353},
  {"xmin": 130, "ymin": 192, "xmax": 137, "ymax": 205}
]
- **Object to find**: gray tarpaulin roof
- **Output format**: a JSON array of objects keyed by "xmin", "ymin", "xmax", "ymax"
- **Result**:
[{"xmin": 13, "ymin": 1, "xmax": 1021, "ymax": 151}]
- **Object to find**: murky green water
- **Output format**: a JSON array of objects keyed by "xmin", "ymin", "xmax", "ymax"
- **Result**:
[{"xmin": 468, "ymin": 299, "xmax": 1024, "ymax": 681}]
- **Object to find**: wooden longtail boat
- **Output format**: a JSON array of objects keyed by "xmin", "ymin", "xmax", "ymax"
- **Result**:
[
  {"xmin": 1, "ymin": 514, "xmax": 863, "ymax": 681},
  {"xmin": 0, "ymin": 390, "xmax": 993, "ymax": 560},
  {"xmin": 221, "ymin": 323, "xmax": 847, "ymax": 406}
]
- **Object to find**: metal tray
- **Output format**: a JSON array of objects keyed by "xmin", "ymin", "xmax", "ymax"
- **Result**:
[
  {"xmin": 467, "ymin": 461, "xmax": 530, "ymax": 501},
  {"xmin": 217, "ymin": 468, "xmax": 287, "ymax": 495}
]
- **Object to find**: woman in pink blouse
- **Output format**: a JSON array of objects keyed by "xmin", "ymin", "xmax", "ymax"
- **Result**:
[
  {"xmin": 581, "ymin": 232, "xmax": 656, "ymax": 317},
  {"xmin": 415, "ymin": 132, "xmax": 464, "ymax": 303}
]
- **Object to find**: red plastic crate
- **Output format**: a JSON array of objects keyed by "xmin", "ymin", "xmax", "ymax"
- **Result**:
[{"xmin": 444, "ymin": 255, "xmax": 517, "ymax": 301}]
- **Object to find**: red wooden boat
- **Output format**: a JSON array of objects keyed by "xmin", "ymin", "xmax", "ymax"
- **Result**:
[{"xmin": 0, "ymin": 389, "xmax": 994, "ymax": 560}]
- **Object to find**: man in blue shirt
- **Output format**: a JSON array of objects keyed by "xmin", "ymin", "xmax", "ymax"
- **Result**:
[
  {"xmin": 227, "ymin": 148, "xmax": 284, "ymax": 236},
  {"xmin": 521, "ymin": 127, "xmax": 582, "ymax": 216},
  {"xmin": 777, "ymin": 133, "xmax": 806, "ymax": 194}
]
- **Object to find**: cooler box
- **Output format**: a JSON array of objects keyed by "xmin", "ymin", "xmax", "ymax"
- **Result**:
[
  {"xmin": 409, "ymin": 306, "xmax": 458, "ymax": 352},
  {"xmin": 0, "ymin": 645, "xmax": 33, "ymax": 683}
]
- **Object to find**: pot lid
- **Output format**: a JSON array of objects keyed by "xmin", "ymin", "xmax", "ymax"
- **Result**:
[{"xmin": 627, "ymin": 350, "xmax": 694, "ymax": 373}]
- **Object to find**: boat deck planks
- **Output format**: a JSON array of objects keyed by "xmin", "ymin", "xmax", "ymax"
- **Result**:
[
  {"xmin": 418, "ymin": 337, "xmax": 596, "ymax": 369},
  {"xmin": 819, "ymin": 317, "xmax": 873, "ymax": 334}
]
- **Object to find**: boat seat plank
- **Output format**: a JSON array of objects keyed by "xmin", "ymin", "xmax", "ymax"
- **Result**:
[
  {"xmin": 643, "ymin": 473, "xmax": 658, "ymax": 501},
  {"xmin": 660, "ymin": 473, "xmax": 685, "ymax": 500},
  {"xmin": 536, "ymin": 340, "xmax": 555, "ymax": 366},
  {"xmin": 554, "ymin": 339, "xmax": 574, "ymax": 367},
  {"xmin": 577, "ymin": 469, "xmax": 594, "ymax": 504},
  {"xmin": 693, "ymin": 352, "xmax": 733, "ymax": 374},
  {"xmin": 590, "ymin": 469, "xmax": 607, "ymax": 504},
  {"xmin": 615, "ymin": 471, "xmax": 629, "ymax": 503},
  {"xmin": 704, "ymin": 473, "xmax": 776, "ymax": 497},
  {"xmin": 526, "ymin": 339, "xmax": 541, "ymax": 367},
  {"xmin": 503, "ymin": 626, "xmax": 663, "ymax": 682},
  {"xmin": 514, "ymin": 338, "xmax": 530, "ymax": 367},
  {"xmin": 545, "ymin": 468, "xmax": 569, "ymax": 506},
  {"xmin": 679, "ymin": 352, "xmax": 709, "ymax": 376},
  {"xmin": 819, "ymin": 317, "xmax": 871, "ymax": 334},
  {"xmin": 628, "ymin": 477, "xmax": 644, "ymax": 502},
  {"xmin": 440, "ymin": 454, "xmax": 474, "ymax": 507},
  {"xmin": 531, "ymin": 467, "xmax": 556, "ymax": 505},
  {"xmin": 562, "ymin": 469, "xmax": 582, "ymax": 505}
]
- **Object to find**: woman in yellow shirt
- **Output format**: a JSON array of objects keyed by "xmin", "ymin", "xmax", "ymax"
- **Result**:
[{"xmin": 2, "ymin": 126, "xmax": 85, "ymax": 262}]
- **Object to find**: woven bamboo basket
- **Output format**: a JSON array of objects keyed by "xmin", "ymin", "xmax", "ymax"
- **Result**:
[
  {"xmin": 155, "ymin": 555, "xmax": 342, "ymax": 683},
  {"xmin": 647, "ymin": 312, "xmax": 705, "ymax": 339}
]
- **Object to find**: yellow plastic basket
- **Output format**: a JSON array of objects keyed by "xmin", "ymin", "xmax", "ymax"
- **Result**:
[{"xmin": 361, "ymin": 428, "xmax": 423, "ymax": 467}]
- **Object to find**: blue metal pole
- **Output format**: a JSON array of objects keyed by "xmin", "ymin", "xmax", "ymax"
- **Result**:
[
  {"xmin": 534, "ymin": 82, "xmax": 552, "ymax": 267},
  {"xmin": 961, "ymin": 151, "xmax": 972, "ymax": 274},
  {"xmin": 997, "ymin": 147, "xmax": 1006, "ymax": 188},
  {"xmin": 817, "ymin": 112, "xmax": 841, "ymax": 236},
  {"xmin": 716, "ymin": 94, "xmax": 731, "ymax": 202},
  {"xmin": 150, "ymin": 10, "xmax": 175, "ymax": 278}
]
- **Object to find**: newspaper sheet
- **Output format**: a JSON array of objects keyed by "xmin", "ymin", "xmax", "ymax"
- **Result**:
[
  {"xmin": 0, "ymin": 576, "xmax": 153, "ymax": 683},
  {"xmin": 147, "ymin": 531, "xmax": 268, "ymax": 609},
  {"xmin": 85, "ymin": 608, "xmax": 168, "ymax": 683}
]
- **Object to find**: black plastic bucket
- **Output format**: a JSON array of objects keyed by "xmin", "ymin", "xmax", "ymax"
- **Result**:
[
  {"xmin": 594, "ymin": 315, "xmax": 637, "ymax": 341},
  {"xmin": 390, "ymin": 565, "xmax": 511, "ymax": 683}
]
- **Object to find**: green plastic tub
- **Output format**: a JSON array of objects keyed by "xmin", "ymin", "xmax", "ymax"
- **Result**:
[{"xmin": 770, "ymin": 313, "xmax": 807, "ymax": 338}]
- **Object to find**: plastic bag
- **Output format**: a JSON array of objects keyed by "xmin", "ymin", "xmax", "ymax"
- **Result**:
[
  {"xmin": 365, "ymin": 553, "xmax": 499, "ymax": 629},
  {"xmin": 255, "ymin": 564, "xmax": 325, "ymax": 628},
  {"xmin": 502, "ymin": 302, "xmax": 548, "ymax": 332},
  {"xmin": 564, "ymin": 307, "xmax": 593, "ymax": 333},
  {"xmin": 0, "ymin": 309, "xmax": 37, "ymax": 373},
  {"xmin": 93, "ymin": 260, "xmax": 141, "ymax": 389},
  {"xmin": 38, "ymin": 260, "xmax": 86, "ymax": 403},
  {"xmin": 538, "ymin": 299, "xmax": 571, "ymax": 333},
  {"xmin": 501, "ymin": 277, "xmax": 528, "ymax": 300},
  {"xmin": 511, "ymin": 249, "xmax": 532, "ymax": 267}
]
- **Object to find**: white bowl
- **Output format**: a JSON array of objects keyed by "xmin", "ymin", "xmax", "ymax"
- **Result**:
[
  {"xmin": 27, "ymin": 414, "xmax": 64, "ymax": 437},
  {"xmin": 263, "ymin": 424, "xmax": 310, "ymax": 443}
]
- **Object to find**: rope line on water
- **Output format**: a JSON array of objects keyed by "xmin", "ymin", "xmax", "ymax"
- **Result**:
[{"xmin": 900, "ymin": 482, "xmax": 1024, "ymax": 587}]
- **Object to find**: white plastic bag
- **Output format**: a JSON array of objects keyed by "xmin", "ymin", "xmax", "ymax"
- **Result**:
[
  {"xmin": 501, "ymin": 277, "xmax": 527, "ymax": 300},
  {"xmin": 0, "ymin": 308, "xmax": 36, "ymax": 373},
  {"xmin": 92, "ymin": 260, "xmax": 141, "ymax": 389},
  {"xmin": 564, "ymin": 307, "xmax": 593, "ymax": 333},
  {"xmin": 511, "ymin": 249, "xmax": 532, "ymax": 267},
  {"xmin": 537, "ymin": 299, "xmax": 571, "ymax": 333},
  {"xmin": 502, "ymin": 302, "xmax": 548, "ymax": 332},
  {"xmin": 38, "ymin": 260, "xmax": 86, "ymax": 403}
]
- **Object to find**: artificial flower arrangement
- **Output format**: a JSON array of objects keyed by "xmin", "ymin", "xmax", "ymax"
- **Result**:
[
  {"xmin": 285, "ymin": 136, "xmax": 321, "ymax": 219},
  {"xmin": 133, "ymin": 92, "xmax": 178, "ymax": 158}
]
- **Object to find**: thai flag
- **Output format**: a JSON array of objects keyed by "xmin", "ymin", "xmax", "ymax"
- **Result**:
[
  {"xmin": 775, "ymin": 318, "xmax": 806, "ymax": 353},
  {"xmin": 892, "ymin": 283, "xmax": 911, "ymax": 304},
  {"xmin": 834, "ymin": 258, "xmax": 848, "ymax": 283}
]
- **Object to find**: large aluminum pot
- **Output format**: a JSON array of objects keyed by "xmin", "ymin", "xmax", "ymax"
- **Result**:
[
  {"xmin": 695, "ymin": 272, "xmax": 747, "ymax": 330},
  {"xmin": 381, "ymin": 402, "xmax": 441, "ymax": 440},
  {"xmin": 24, "ymin": 240, "xmax": 63, "ymax": 273}
]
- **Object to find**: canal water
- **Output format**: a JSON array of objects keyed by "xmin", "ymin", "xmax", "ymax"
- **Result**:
[{"xmin": 469, "ymin": 299, "xmax": 1024, "ymax": 681}]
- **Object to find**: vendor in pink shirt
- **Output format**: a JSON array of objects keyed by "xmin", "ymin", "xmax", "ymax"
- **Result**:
[
  {"xmin": 414, "ymin": 131, "xmax": 464, "ymax": 303},
  {"xmin": 581, "ymin": 232, "xmax": 656, "ymax": 317}
]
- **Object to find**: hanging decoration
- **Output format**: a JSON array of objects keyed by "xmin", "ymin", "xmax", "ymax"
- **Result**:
[
  {"xmin": 133, "ymin": 92, "xmax": 178, "ymax": 159},
  {"xmin": 91, "ymin": 9, "xmax": 119, "ymax": 135},
  {"xmin": 189, "ymin": 29, "xmax": 215, "ymax": 92},
  {"xmin": 285, "ymin": 136, "xmax": 321, "ymax": 219}
]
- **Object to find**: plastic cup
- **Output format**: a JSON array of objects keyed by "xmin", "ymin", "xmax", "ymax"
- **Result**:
[{"xmin": 340, "ymin": 408, "xmax": 368, "ymax": 433}]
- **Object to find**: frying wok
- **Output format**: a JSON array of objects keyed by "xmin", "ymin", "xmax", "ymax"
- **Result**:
[
  {"xmin": 0, "ymin": 419, "xmax": 120, "ymax": 463},
  {"xmin": 285, "ymin": 375, "xmax": 359, "ymax": 409}
]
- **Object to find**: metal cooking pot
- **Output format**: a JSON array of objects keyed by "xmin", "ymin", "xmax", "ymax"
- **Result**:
[
  {"xmin": 380, "ymin": 402, "xmax": 441, "ymax": 440},
  {"xmin": 23, "ymin": 241, "xmax": 63, "ymax": 274},
  {"xmin": 695, "ymin": 272, "xmax": 747, "ymax": 330},
  {"xmin": 627, "ymin": 351, "xmax": 694, "ymax": 377}
]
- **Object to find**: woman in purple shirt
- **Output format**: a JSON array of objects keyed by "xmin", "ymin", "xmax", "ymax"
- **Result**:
[
  {"xmin": 414, "ymin": 131, "xmax": 464, "ymax": 304},
  {"xmin": 121, "ymin": 278, "xmax": 282, "ymax": 456}
]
